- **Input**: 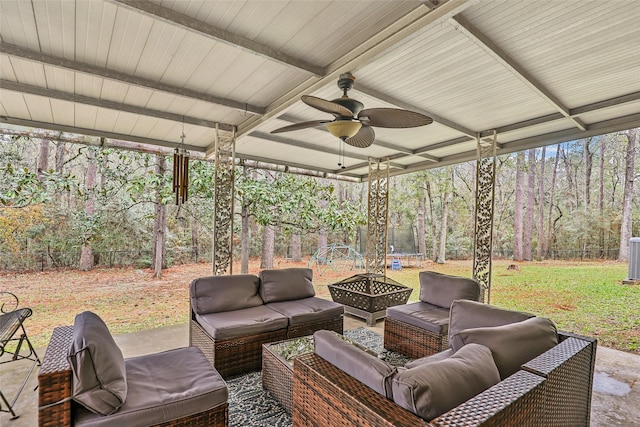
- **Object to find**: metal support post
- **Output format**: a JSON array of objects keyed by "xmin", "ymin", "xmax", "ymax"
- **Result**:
[
  {"xmin": 212, "ymin": 126, "xmax": 235, "ymax": 275},
  {"xmin": 366, "ymin": 158, "xmax": 389, "ymax": 275}
]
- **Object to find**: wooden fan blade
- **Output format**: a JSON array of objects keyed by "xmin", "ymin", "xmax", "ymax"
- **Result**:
[
  {"xmin": 345, "ymin": 125, "xmax": 375, "ymax": 148},
  {"xmin": 271, "ymin": 120, "xmax": 330, "ymax": 134},
  {"xmin": 359, "ymin": 108, "xmax": 433, "ymax": 128},
  {"xmin": 302, "ymin": 95, "xmax": 353, "ymax": 117}
]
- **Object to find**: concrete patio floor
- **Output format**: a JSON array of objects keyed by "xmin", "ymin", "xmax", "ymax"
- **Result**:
[{"xmin": 2, "ymin": 315, "xmax": 639, "ymax": 426}]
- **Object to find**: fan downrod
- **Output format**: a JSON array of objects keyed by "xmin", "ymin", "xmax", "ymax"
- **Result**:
[{"xmin": 337, "ymin": 72, "xmax": 356, "ymax": 95}]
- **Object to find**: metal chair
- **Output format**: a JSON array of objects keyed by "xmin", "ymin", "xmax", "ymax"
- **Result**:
[{"xmin": 0, "ymin": 291, "xmax": 41, "ymax": 420}]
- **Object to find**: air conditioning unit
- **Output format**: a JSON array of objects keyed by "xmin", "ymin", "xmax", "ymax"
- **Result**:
[{"xmin": 627, "ymin": 237, "xmax": 640, "ymax": 282}]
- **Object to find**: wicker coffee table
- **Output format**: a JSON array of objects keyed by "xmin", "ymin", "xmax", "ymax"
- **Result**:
[{"xmin": 262, "ymin": 336, "xmax": 314, "ymax": 414}]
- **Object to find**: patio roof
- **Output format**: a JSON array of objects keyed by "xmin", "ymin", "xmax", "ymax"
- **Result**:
[{"xmin": 1, "ymin": 0, "xmax": 639, "ymax": 180}]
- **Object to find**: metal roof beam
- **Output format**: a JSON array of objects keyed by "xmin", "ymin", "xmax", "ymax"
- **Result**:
[
  {"xmin": 0, "ymin": 116, "xmax": 204, "ymax": 152},
  {"xmin": 234, "ymin": 0, "xmax": 477, "ymax": 142},
  {"xmin": 450, "ymin": 15, "xmax": 588, "ymax": 132},
  {"xmin": 0, "ymin": 42, "xmax": 265, "ymax": 115},
  {"xmin": 111, "ymin": 0, "xmax": 324, "ymax": 77},
  {"xmin": 0, "ymin": 79, "xmax": 235, "ymax": 132}
]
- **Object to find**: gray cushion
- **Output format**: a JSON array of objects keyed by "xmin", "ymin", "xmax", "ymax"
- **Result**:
[
  {"xmin": 195, "ymin": 305, "xmax": 288, "ymax": 339},
  {"xmin": 386, "ymin": 302, "xmax": 450, "ymax": 334},
  {"xmin": 392, "ymin": 343, "xmax": 500, "ymax": 421},
  {"xmin": 404, "ymin": 348, "xmax": 455, "ymax": 369},
  {"xmin": 259, "ymin": 268, "xmax": 315, "ymax": 303},
  {"xmin": 190, "ymin": 274, "xmax": 263, "ymax": 314},
  {"xmin": 451, "ymin": 316, "xmax": 558, "ymax": 379},
  {"xmin": 314, "ymin": 330, "xmax": 396, "ymax": 398},
  {"xmin": 267, "ymin": 297, "xmax": 344, "ymax": 325},
  {"xmin": 75, "ymin": 347, "xmax": 228, "ymax": 427},
  {"xmin": 67, "ymin": 311, "xmax": 127, "ymax": 415},
  {"xmin": 448, "ymin": 300, "xmax": 534, "ymax": 347},
  {"xmin": 419, "ymin": 271, "xmax": 480, "ymax": 308}
]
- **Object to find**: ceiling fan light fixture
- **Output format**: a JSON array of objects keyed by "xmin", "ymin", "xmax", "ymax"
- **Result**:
[{"xmin": 326, "ymin": 120, "xmax": 362, "ymax": 140}]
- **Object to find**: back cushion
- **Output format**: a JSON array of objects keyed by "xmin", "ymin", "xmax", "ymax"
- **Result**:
[
  {"xmin": 448, "ymin": 300, "xmax": 534, "ymax": 347},
  {"xmin": 259, "ymin": 268, "xmax": 315, "ymax": 303},
  {"xmin": 314, "ymin": 330, "xmax": 396, "ymax": 398},
  {"xmin": 190, "ymin": 274, "xmax": 263, "ymax": 314},
  {"xmin": 419, "ymin": 271, "xmax": 480, "ymax": 308},
  {"xmin": 392, "ymin": 343, "xmax": 500, "ymax": 421},
  {"xmin": 67, "ymin": 311, "xmax": 127, "ymax": 415},
  {"xmin": 451, "ymin": 316, "xmax": 558, "ymax": 379}
]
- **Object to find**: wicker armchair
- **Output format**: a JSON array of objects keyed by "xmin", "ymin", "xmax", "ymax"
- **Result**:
[
  {"xmin": 384, "ymin": 271, "xmax": 480, "ymax": 358},
  {"xmin": 38, "ymin": 325, "xmax": 228, "ymax": 427},
  {"xmin": 292, "ymin": 331, "xmax": 596, "ymax": 427}
]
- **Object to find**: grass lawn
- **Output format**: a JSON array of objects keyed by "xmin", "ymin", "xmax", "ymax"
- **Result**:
[{"xmin": 1, "ymin": 258, "xmax": 638, "ymax": 354}]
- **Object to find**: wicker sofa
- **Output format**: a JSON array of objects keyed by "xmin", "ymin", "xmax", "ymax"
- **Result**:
[
  {"xmin": 190, "ymin": 268, "xmax": 343, "ymax": 378},
  {"xmin": 38, "ymin": 312, "xmax": 228, "ymax": 427},
  {"xmin": 384, "ymin": 271, "xmax": 480, "ymax": 358},
  {"xmin": 293, "ymin": 301, "xmax": 597, "ymax": 427}
]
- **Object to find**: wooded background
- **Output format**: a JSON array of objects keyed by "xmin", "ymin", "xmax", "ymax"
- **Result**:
[{"xmin": 1, "ymin": 128, "xmax": 637, "ymax": 276}]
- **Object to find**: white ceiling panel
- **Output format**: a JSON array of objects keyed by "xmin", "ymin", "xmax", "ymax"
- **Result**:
[{"xmin": 1, "ymin": 0, "xmax": 639, "ymax": 181}]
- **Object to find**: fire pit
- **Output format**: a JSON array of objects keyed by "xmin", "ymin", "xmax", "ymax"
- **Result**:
[{"xmin": 328, "ymin": 273, "xmax": 412, "ymax": 326}]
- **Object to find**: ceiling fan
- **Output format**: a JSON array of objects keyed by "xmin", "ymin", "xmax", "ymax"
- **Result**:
[{"xmin": 271, "ymin": 72, "xmax": 433, "ymax": 148}]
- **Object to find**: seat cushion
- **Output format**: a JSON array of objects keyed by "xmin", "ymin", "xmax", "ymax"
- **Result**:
[
  {"xmin": 448, "ymin": 300, "xmax": 534, "ymax": 348},
  {"xmin": 195, "ymin": 305, "xmax": 288, "ymax": 339},
  {"xmin": 67, "ymin": 311, "xmax": 127, "ymax": 416},
  {"xmin": 386, "ymin": 302, "xmax": 450, "ymax": 334},
  {"xmin": 190, "ymin": 274, "xmax": 263, "ymax": 315},
  {"xmin": 451, "ymin": 316, "xmax": 558, "ymax": 379},
  {"xmin": 314, "ymin": 330, "xmax": 396, "ymax": 399},
  {"xmin": 266, "ymin": 297, "xmax": 344, "ymax": 325},
  {"xmin": 419, "ymin": 271, "xmax": 480, "ymax": 308},
  {"xmin": 259, "ymin": 268, "xmax": 315, "ymax": 303},
  {"xmin": 75, "ymin": 347, "xmax": 228, "ymax": 427},
  {"xmin": 392, "ymin": 343, "xmax": 500, "ymax": 421}
]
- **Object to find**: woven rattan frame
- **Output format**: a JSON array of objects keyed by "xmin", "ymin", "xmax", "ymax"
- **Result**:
[
  {"xmin": 293, "ymin": 332, "xmax": 596, "ymax": 427},
  {"xmin": 38, "ymin": 326, "xmax": 229, "ymax": 427},
  {"xmin": 190, "ymin": 308, "xmax": 343, "ymax": 378},
  {"xmin": 383, "ymin": 317, "xmax": 448, "ymax": 359},
  {"xmin": 190, "ymin": 317, "xmax": 287, "ymax": 379}
]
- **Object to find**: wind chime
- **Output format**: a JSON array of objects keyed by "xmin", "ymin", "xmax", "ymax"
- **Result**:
[{"xmin": 173, "ymin": 124, "xmax": 189, "ymax": 206}]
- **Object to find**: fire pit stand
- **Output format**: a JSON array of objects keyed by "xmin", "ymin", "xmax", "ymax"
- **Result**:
[{"xmin": 328, "ymin": 273, "xmax": 412, "ymax": 326}]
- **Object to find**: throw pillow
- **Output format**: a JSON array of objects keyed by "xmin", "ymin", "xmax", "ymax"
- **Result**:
[
  {"xmin": 67, "ymin": 311, "xmax": 127, "ymax": 415},
  {"xmin": 450, "ymin": 316, "xmax": 558, "ymax": 379},
  {"xmin": 392, "ymin": 343, "xmax": 500, "ymax": 421}
]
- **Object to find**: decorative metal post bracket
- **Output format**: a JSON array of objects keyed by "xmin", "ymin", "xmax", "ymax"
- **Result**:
[
  {"xmin": 473, "ymin": 131, "xmax": 497, "ymax": 303},
  {"xmin": 366, "ymin": 158, "xmax": 390, "ymax": 275},
  {"xmin": 212, "ymin": 125, "xmax": 235, "ymax": 275}
]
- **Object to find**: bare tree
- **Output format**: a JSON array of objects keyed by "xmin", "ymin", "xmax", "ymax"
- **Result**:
[
  {"xmin": 618, "ymin": 128, "xmax": 637, "ymax": 261},
  {"xmin": 513, "ymin": 151, "xmax": 525, "ymax": 260},
  {"xmin": 537, "ymin": 146, "xmax": 546, "ymax": 259},
  {"xmin": 79, "ymin": 149, "xmax": 97, "ymax": 271},
  {"xmin": 425, "ymin": 181, "xmax": 438, "ymax": 260},
  {"xmin": 291, "ymin": 234, "xmax": 302, "ymax": 262},
  {"xmin": 152, "ymin": 155, "xmax": 167, "ymax": 278},
  {"xmin": 37, "ymin": 139, "xmax": 50, "ymax": 182},
  {"xmin": 416, "ymin": 184, "xmax": 427, "ymax": 256},
  {"xmin": 437, "ymin": 168, "xmax": 453, "ymax": 263},
  {"xmin": 261, "ymin": 223, "xmax": 275, "ymax": 268},
  {"xmin": 598, "ymin": 136, "xmax": 606, "ymax": 256},
  {"xmin": 544, "ymin": 144, "xmax": 561, "ymax": 258},
  {"xmin": 523, "ymin": 149, "xmax": 536, "ymax": 260},
  {"xmin": 583, "ymin": 137, "xmax": 594, "ymax": 208}
]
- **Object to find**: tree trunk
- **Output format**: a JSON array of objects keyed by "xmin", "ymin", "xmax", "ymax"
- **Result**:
[
  {"xmin": 55, "ymin": 141, "xmax": 66, "ymax": 173},
  {"xmin": 598, "ymin": 137, "xmax": 606, "ymax": 256},
  {"xmin": 618, "ymin": 128, "xmax": 637, "ymax": 261},
  {"xmin": 426, "ymin": 181, "xmax": 438, "ymax": 261},
  {"xmin": 152, "ymin": 155, "xmax": 167, "ymax": 278},
  {"xmin": 190, "ymin": 214, "xmax": 199, "ymax": 262},
  {"xmin": 536, "ymin": 146, "xmax": 546, "ymax": 259},
  {"xmin": 261, "ymin": 224, "xmax": 275, "ymax": 268},
  {"xmin": 584, "ymin": 137, "xmax": 594, "ymax": 208},
  {"xmin": 37, "ymin": 139, "xmax": 50, "ymax": 182},
  {"xmin": 544, "ymin": 145, "xmax": 561, "ymax": 258},
  {"xmin": 417, "ymin": 186, "xmax": 427, "ymax": 256},
  {"xmin": 240, "ymin": 203, "xmax": 250, "ymax": 273},
  {"xmin": 437, "ymin": 172, "xmax": 452, "ymax": 263},
  {"xmin": 79, "ymin": 149, "xmax": 97, "ymax": 271},
  {"xmin": 291, "ymin": 234, "xmax": 302, "ymax": 262},
  {"xmin": 523, "ymin": 149, "xmax": 536, "ymax": 260},
  {"xmin": 513, "ymin": 151, "xmax": 525, "ymax": 260}
]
